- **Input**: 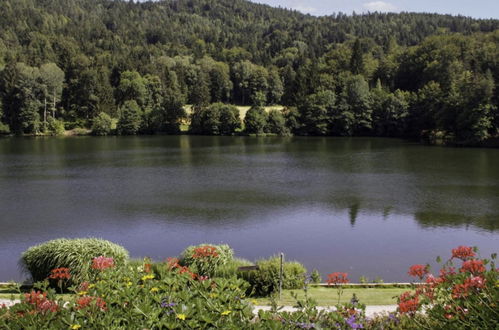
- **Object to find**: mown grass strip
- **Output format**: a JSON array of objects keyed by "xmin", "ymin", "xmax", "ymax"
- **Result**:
[{"xmin": 253, "ymin": 287, "xmax": 409, "ymax": 306}]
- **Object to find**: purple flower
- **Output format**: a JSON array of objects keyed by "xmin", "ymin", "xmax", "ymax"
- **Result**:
[
  {"xmin": 346, "ymin": 315, "xmax": 363, "ymax": 329},
  {"xmin": 160, "ymin": 298, "xmax": 176, "ymax": 308}
]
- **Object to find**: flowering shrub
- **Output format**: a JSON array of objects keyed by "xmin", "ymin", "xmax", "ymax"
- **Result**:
[
  {"xmin": 180, "ymin": 244, "xmax": 234, "ymax": 277},
  {"xmin": 21, "ymin": 238, "xmax": 129, "ymax": 286},
  {"xmin": 398, "ymin": 246, "xmax": 498, "ymax": 329}
]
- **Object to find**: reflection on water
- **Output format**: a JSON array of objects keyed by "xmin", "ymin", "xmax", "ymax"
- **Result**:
[{"xmin": 0, "ymin": 136, "xmax": 498, "ymax": 282}]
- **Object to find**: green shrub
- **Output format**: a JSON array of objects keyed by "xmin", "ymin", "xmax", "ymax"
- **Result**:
[
  {"xmin": 214, "ymin": 257, "xmax": 253, "ymax": 278},
  {"xmin": 0, "ymin": 122, "xmax": 10, "ymax": 135},
  {"xmin": 310, "ymin": 269, "xmax": 322, "ymax": 283},
  {"xmin": 47, "ymin": 117, "xmax": 65, "ymax": 136},
  {"xmin": 20, "ymin": 238, "xmax": 129, "ymax": 285},
  {"xmin": 180, "ymin": 244, "xmax": 234, "ymax": 277},
  {"xmin": 240, "ymin": 256, "xmax": 307, "ymax": 296},
  {"xmin": 91, "ymin": 112, "xmax": 113, "ymax": 136}
]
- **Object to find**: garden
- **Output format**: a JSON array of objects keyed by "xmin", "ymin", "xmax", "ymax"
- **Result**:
[{"xmin": 0, "ymin": 239, "xmax": 497, "ymax": 329}]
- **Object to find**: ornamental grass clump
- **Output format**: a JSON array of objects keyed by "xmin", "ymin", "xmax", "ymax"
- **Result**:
[
  {"xmin": 20, "ymin": 238, "xmax": 129, "ymax": 286},
  {"xmin": 180, "ymin": 244, "xmax": 234, "ymax": 277}
]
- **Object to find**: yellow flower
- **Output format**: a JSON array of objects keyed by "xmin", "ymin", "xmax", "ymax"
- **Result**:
[
  {"xmin": 126, "ymin": 282, "xmax": 133, "ymax": 287},
  {"xmin": 88, "ymin": 284, "xmax": 95, "ymax": 289},
  {"xmin": 78, "ymin": 291, "xmax": 87, "ymax": 296},
  {"xmin": 150, "ymin": 287, "xmax": 159, "ymax": 293},
  {"xmin": 141, "ymin": 274, "xmax": 155, "ymax": 281},
  {"xmin": 221, "ymin": 310, "xmax": 232, "ymax": 316},
  {"xmin": 251, "ymin": 299, "xmax": 258, "ymax": 305},
  {"xmin": 209, "ymin": 293, "xmax": 218, "ymax": 298},
  {"xmin": 71, "ymin": 325, "xmax": 81, "ymax": 330},
  {"xmin": 176, "ymin": 314, "xmax": 186, "ymax": 320}
]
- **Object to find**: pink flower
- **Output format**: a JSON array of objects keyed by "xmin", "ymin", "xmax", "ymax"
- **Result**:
[{"xmin": 91, "ymin": 256, "xmax": 115, "ymax": 270}]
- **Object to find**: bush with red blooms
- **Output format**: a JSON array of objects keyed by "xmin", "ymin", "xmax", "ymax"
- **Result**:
[
  {"xmin": 399, "ymin": 246, "xmax": 498, "ymax": 329},
  {"xmin": 180, "ymin": 244, "xmax": 234, "ymax": 277}
]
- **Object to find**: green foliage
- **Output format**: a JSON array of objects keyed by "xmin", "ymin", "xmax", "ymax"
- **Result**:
[
  {"xmin": 0, "ymin": 0, "xmax": 496, "ymax": 145},
  {"xmin": 0, "ymin": 122, "xmax": 9, "ymax": 135},
  {"xmin": 310, "ymin": 269, "xmax": 322, "ymax": 284},
  {"xmin": 267, "ymin": 109, "xmax": 289, "ymax": 135},
  {"xmin": 240, "ymin": 256, "xmax": 307, "ymax": 296},
  {"xmin": 300, "ymin": 90, "xmax": 335, "ymax": 135},
  {"xmin": 20, "ymin": 238, "xmax": 129, "ymax": 285},
  {"xmin": 180, "ymin": 244, "xmax": 234, "ymax": 277},
  {"xmin": 244, "ymin": 105, "xmax": 268, "ymax": 135},
  {"xmin": 1, "ymin": 259, "xmax": 254, "ymax": 329},
  {"xmin": 117, "ymin": 100, "xmax": 142, "ymax": 135},
  {"xmin": 91, "ymin": 112, "xmax": 113, "ymax": 136},
  {"xmin": 190, "ymin": 103, "xmax": 241, "ymax": 135},
  {"xmin": 46, "ymin": 117, "xmax": 65, "ymax": 136}
]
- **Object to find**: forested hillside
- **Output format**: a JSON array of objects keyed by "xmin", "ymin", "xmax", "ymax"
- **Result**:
[{"xmin": 0, "ymin": 0, "xmax": 498, "ymax": 145}]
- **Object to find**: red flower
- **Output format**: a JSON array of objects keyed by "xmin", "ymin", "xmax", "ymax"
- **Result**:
[
  {"xmin": 398, "ymin": 292, "xmax": 419, "ymax": 314},
  {"xmin": 24, "ymin": 291, "xmax": 59, "ymax": 313},
  {"xmin": 79, "ymin": 281, "xmax": 90, "ymax": 292},
  {"xmin": 408, "ymin": 264, "xmax": 429, "ymax": 279},
  {"xmin": 451, "ymin": 246, "xmax": 476, "ymax": 260},
  {"xmin": 466, "ymin": 276, "xmax": 486, "ymax": 288},
  {"xmin": 166, "ymin": 257, "xmax": 180, "ymax": 270},
  {"xmin": 460, "ymin": 260, "xmax": 485, "ymax": 274},
  {"xmin": 144, "ymin": 263, "xmax": 152, "ymax": 273},
  {"xmin": 178, "ymin": 266, "xmax": 197, "ymax": 279},
  {"xmin": 76, "ymin": 296, "xmax": 107, "ymax": 311},
  {"xmin": 192, "ymin": 246, "xmax": 219, "ymax": 259},
  {"xmin": 326, "ymin": 272, "xmax": 349, "ymax": 285},
  {"xmin": 452, "ymin": 283, "xmax": 469, "ymax": 299},
  {"xmin": 452, "ymin": 276, "xmax": 486, "ymax": 299},
  {"xmin": 439, "ymin": 267, "xmax": 456, "ymax": 280},
  {"xmin": 49, "ymin": 268, "xmax": 71, "ymax": 280},
  {"xmin": 91, "ymin": 256, "xmax": 115, "ymax": 270}
]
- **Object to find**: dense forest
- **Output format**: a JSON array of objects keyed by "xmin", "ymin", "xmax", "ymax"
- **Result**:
[{"xmin": 0, "ymin": 0, "xmax": 498, "ymax": 145}]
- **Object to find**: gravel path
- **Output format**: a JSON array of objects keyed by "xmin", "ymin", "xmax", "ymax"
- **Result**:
[{"xmin": 253, "ymin": 305, "xmax": 397, "ymax": 317}]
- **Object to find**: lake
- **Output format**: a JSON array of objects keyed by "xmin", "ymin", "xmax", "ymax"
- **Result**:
[{"xmin": 0, "ymin": 136, "xmax": 497, "ymax": 282}]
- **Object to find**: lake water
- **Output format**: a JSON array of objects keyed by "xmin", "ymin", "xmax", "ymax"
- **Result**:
[{"xmin": 0, "ymin": 136, "xmax": 497, "ymax": 282}]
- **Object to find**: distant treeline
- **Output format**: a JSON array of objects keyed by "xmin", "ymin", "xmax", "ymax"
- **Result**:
[{"xmin": 0, "ymin": 0, "xmax": 498, "ymax": 145}]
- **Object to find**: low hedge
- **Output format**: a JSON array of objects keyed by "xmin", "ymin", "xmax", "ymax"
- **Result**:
[
  {"xmin": 240, "ymin": 256, "xmax": 307, "ymax": 296},
  {"xmin": 20, "ymin": 238, "xmax": 129, "ymax": 285}
]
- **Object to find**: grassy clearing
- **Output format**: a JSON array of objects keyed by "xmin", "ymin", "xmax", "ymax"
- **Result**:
[
  {"xmin": 183, "ymin": 104, "xmax": 284, "ymax": 120},
  {"xmin": 253, "ymin": 287, "xmax": 408, "ymax": 306}
]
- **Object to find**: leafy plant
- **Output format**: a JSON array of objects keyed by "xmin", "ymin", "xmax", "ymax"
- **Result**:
[
  {"xmin": 180, "ymin": 244, "xmax": 234, "ymax": 277},
  {"xmin": 310, "ymin": 269, "xmax": 322, "ymax": 284},
  {"xmin": 240, "ymin": 256, "xmax": 307, "ymax": 296},
  {"xmin": 398, "ymin": 246, "xmax": 498, "ymax": 329},
  {"xmin": 20, "ymin": 238, "xmax": 129, "ymax": 286}
]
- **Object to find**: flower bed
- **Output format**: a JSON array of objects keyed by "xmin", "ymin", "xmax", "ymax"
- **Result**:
[{"xmin": 1, "ymin": 245, "xmax": 497, "ymax": 329}]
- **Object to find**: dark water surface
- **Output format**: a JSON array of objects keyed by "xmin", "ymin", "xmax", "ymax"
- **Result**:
[{"xmin": 0, "ymin": 136, "xmax": 498, "ymax": 282}]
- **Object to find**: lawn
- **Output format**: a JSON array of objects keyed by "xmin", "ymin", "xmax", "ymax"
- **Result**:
[
  {"xmin": 253, "ymin": 287, "xmax": 408, "ymax": 306},
  {"xmin": 1, "ymin": 285, "xmax": 408, "ymax": 306}
]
